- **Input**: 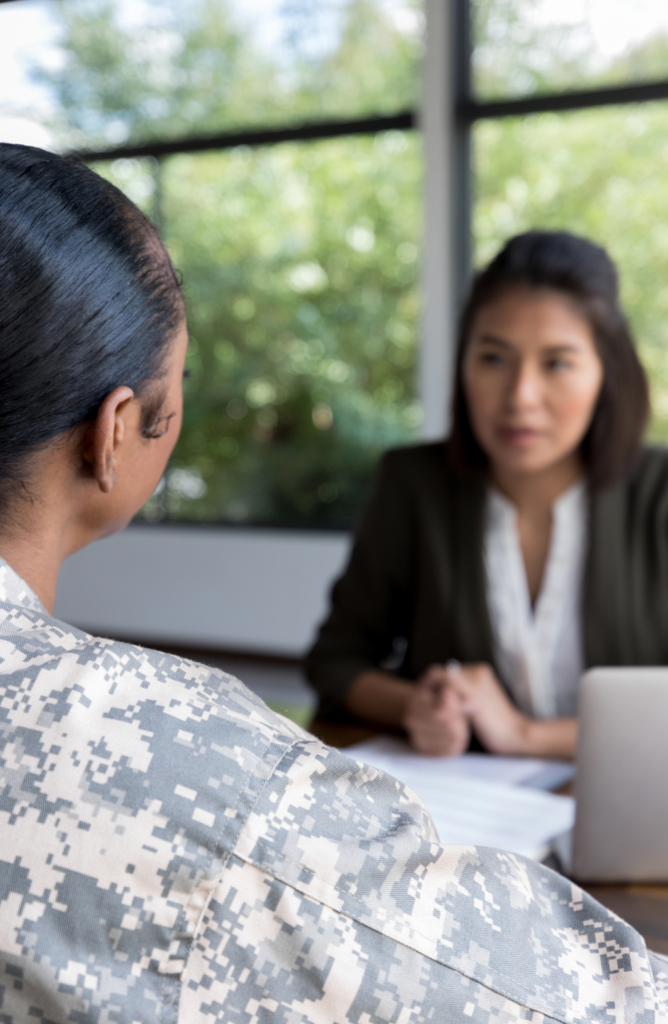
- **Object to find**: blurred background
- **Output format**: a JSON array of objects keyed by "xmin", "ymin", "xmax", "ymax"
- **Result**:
[{"xmin": 3, "ymin": 0, "xmax": 668, "ymax": 720}]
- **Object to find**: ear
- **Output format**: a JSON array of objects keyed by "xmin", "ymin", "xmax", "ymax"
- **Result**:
[{"xmin": 82, "ymin": 387, "xmax": 135, "ymax": 493}]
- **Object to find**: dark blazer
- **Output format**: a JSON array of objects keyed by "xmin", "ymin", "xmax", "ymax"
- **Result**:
[{"xmin": 306, "ymin": 442, "xmax": 668, "ymax": 714}]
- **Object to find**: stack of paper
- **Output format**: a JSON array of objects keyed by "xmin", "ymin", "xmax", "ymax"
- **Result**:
[{"xmin": 346, "ymin": 736, "xmax": 575, "ymax": 860}]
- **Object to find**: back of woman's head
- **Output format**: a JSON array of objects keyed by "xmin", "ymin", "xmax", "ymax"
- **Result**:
[
  {"xmin": 450, "ymin": 229, "xmax": 650, "ymax": 490},
  {"xmin": 0, "ymin": 144, "xmax": 184, "ymax": 514}
]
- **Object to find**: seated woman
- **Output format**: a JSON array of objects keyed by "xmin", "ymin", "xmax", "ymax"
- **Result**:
[
  {"xmin": 306, "ymin": 230, "xmax": 656, "ymax": 760},
  {"xmin": 0, "ymin": 146, "xmax": 666, "ymax": 1023}
]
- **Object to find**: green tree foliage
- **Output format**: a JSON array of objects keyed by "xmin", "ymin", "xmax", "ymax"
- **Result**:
[
  {"xmin": 137, "ymin": 132, "xmax": 420, "ymax": 526},
  {"xmin": 606, "ymin": 32, "xmax": 668, "ymax": 84},
  {"xmin": 33, "ymin": 0, "xmax": 281, "ymax": 148},
  {"xmin": 279, "ymin": 0, "xmax": 421, "ymax": 118},
  {"xmin": 34, "ymin": 0, "xmax": 421, "ymax": 148},
  {"xmin": 472, "ymin": 0, "xmax": 592, "ymax": 98},
  {"xmin": 34, "ymin": 0, "xmax": 422, "ymax": 525},
  {"xmin": 473, "ymin": 0, "xmax": 668, "ymax": 98}
]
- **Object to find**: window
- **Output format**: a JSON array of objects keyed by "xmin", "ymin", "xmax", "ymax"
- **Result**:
[
  {"xmin": 466, "ymin": 0, "xmax": 668, "ymax": 442},
  {"xmin": 473, "ymin": 0, "xmax": 668, "ymax": 99},
  {"xmin": 1, "ymin": 0, "xmax": 423, "ymax": 527}
]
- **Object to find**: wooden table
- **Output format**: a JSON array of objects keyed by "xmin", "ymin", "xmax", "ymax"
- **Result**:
[{"xmin": 310, "ymin": 717, "xmax": 668, "ymax": 956}]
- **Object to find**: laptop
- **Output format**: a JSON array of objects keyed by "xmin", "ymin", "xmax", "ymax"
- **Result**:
[{"xmin": 566, "ymin": 667, "xmax": 668, "ymax": 882}]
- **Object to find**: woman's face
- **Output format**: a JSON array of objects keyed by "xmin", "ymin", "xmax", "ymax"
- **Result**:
[{"xmin": 462, "ymin": 287, "xmax": 604, "ymax": 480}]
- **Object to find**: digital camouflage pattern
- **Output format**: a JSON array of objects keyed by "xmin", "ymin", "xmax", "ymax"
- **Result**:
[{"xmin": 0, "ymin": 558, "xmax": 666, "ymax": 1023}]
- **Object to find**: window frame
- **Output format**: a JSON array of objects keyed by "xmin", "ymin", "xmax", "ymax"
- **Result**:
[
  {"xmin": 9, "ymin": 0, "xmax": 668, "ymax": 503},
  {"xmin": 454, "ymin": 0, "xmax": 668, "ymax": 294}
]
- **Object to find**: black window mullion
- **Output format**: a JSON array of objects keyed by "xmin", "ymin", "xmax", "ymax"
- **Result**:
[
  {"xmin": 67, "ymin": 112, "xmax": 416, "ymax": 164},
  {"xmin": 464, "ymin": 79, "xmax": 668, "ymax": 121}
]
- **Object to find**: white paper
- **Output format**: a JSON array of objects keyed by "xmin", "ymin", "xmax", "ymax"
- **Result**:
[
  {"xmin": 346, "ymin": 736, "xmax": 575, "ymax": 860},
  {"xmin": 347, "ymin": 736, "xmax": 575, "ymax": 789}
]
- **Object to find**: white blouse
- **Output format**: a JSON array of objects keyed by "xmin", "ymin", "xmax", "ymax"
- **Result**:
[{"xmin": 483, "ymin": 481, "xmax": 587, "ymax": 719}]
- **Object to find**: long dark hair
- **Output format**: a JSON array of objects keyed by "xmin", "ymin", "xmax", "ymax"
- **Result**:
[
  {"xmin": 449, "ymin": 230, "xmax": 650, "ymax": 490},
  {"xmin": 0, "ymin": 144, "xmax": 184, "ymax": 514}
]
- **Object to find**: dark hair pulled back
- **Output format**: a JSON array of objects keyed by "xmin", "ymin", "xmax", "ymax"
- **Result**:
[
  {"xmin": 450, "ymin": 230, "xmax": 650, "ymax": 491},
  {"xmin": 0, "ymin": 143, "xmax": 184, "ymax": 512}
]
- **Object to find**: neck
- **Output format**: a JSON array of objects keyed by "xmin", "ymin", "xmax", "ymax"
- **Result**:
[
  {"xmin": 0, "ymin": 519, "xmax": 73, "ymax": 614},
  {"xmin": 0, "ymin": 444, "xmax": 92, "ymax": 614},
  {"xmin": 492, "ymin": 453, "xmax": 584, "ymax": 515}
]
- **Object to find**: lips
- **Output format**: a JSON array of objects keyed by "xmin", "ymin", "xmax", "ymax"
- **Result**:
[{"xmin": 496, "ymin": 425, "xmax": 541, "ymax": 446}]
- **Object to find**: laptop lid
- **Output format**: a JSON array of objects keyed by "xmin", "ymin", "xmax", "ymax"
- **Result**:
[{"xmin": 572, "ymin": 667, "xmax": 668, "ymax": 883}]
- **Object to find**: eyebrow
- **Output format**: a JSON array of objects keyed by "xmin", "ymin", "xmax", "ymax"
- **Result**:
[
  {"xmin": 475, "ymin": 334, "xmax": 512, "ymax": 349},
  {"xmin": 475, "ymin": 333, "xmax": 584, "ymax": 353}
]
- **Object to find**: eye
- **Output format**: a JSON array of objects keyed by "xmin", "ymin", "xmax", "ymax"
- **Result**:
[
  {"xmin": 142, "ymin": 412, "xmax": 176, "ymax": 440},
  {"xmin": 546, "ymin": 356, "xmax": 571, "ymax": 371},
  {"xmin": 479, "ymin": 350, "xmax": 505, "ymax": 366}
]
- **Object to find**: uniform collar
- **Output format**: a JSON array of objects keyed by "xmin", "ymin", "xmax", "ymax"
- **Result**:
[{"xmin": 0, "ymin": 558, "xmax": 48, "ymax": 615}]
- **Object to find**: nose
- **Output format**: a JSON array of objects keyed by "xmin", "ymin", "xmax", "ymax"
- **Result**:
[{"xmin": 507, "ymin": 358, "xmax": 542, "ymax": 411}]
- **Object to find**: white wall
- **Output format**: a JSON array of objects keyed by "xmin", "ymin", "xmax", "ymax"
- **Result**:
[{"xmin": 54, "ymin": 526, "xmax": 351, "ymax": 657}]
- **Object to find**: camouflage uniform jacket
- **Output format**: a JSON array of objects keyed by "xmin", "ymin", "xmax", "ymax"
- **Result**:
[{"xmin": 0, "ymin": 558, "xmax": 666, "ymax": 1024}]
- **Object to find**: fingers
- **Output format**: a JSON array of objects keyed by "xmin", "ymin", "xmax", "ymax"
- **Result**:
[
  {"xmin": 438, "ymin": 663, "xmax": 529, "ymax": 755},
  {"xmin": 442, "ymin": 662, "xmax": 499, "ymax": 712},
  {"xmin": 401, "ymin": 659, "xmax": 522, "ymax": 757},
  {"xmin": 405, "ymin": 712, "xmax": 471, "ymax": 757},
  {"xmin": 404, "ymin": 662, "xmax": 504, "ymax": 757},
  {"xmin": 412, "ymin": 717, "xmax": 470, "ymax": 756},
  {"xmin": 404, "ymin": 661, "xmax": 508, "ymax": 757},
  {"xmin": 404, "ymin": 671, "xmax": 471, "ymax": 757},
  {"xmin": 440, "ymin": 685, "xmax": 467, "ymax": 715},
  {"xmin": 415, "ymin": 665, "xmax": 451, "ymax": 714},
  {"xmin": 404, "ymin": 690, "xmax": 457, "ymax": 731},
  {"xmin": 417, "ymin": 664, "xmax": 448, "ymax": 693},
  {"xmin": 412, "ymin": 680, "xmax": 462, "ymax": 719}
]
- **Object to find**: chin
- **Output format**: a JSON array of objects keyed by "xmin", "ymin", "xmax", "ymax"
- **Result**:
[{"xmin": 493, "ymin": 451, "xmax": 556, "ymax": 477}]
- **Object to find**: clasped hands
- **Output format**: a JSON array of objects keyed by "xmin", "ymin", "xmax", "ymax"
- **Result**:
[{"xmin": 402, "ymin": 662, "xmax": 534, "ymax": 757}]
